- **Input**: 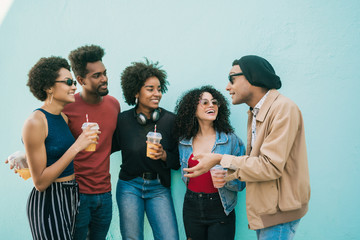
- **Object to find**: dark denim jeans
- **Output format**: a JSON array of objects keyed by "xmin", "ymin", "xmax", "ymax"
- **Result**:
[
  {"xmin": 73, "ymin": 192, "xmax": 112, "ymax": 240},
  {"xmin": 183, "ymin": 189, "xmax": 236, "ymax": 240}
]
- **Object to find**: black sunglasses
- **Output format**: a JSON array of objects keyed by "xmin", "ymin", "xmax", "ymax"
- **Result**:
[
  {"xmin": 228, "ymin": 72, "xmax": 244, "ymax": 84},
  {"xmin": 55, "ymin": 78, "xmax": 77, "ymax": 86}
]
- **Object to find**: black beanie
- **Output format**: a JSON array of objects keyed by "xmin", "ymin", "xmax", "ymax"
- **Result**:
[{"xmin": 234, "ymin": 55, "xmax": 281, "ymax": 90}]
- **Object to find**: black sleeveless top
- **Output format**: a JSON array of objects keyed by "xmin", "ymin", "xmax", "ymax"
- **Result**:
[{"xmin": 37, "ymin": 108, "xmax": 75, "ymax": 178}]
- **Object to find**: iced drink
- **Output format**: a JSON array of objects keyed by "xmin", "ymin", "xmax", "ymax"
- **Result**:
[
  {"xmin": 17, "ymin": 168, "xmax": 31, "ymax": 180},
  {"xmin": 7, "ymin": 151, "xmax": 31, "ymax": 180},
  {"xmin": 146, "ymin": 132, "xmax": 162, "ymax": 158},
  {"xmin": 81, "ymin": 122, "xmax": 99, "ymax": 151},
  {"xmin": 210, "ymin": 165, "xmax": 227, "ymax": 188}
]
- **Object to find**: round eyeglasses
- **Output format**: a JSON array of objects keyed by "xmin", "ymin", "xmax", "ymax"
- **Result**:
[{"xmin": 199, "ymin": 99, "xmax": 219, "ymax": 107}]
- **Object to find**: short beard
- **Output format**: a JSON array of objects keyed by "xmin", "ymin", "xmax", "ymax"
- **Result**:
[
  {"xmin": 97, "ymin": 84, "xmax": 109, "ymax": 96},
  {"xmin": 98, "ymin": 89, "xmax": 109, "ymax": 96}
]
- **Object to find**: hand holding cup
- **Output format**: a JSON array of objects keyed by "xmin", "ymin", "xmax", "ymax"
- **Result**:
[
  {"xmin": 210, "ymin": 165, "xmax": 227, "ymax": 188},
  {"xmin": 146, "ymin": 142, "xmax": 167, "ymax": 161},
  {"xmin": 6, "ymin": 151, "xmax": 26, "ymax": 169},
  {"xmin": 146, "ymin": 131, "xmax": 163, "ymax": 160},
  {"xmin": 6, "ymin": 151, "xmax": 31, "ymax": 180},
  {"xmin": 75, "ymin": 123, "xmax": 100, "ymax": 152}
]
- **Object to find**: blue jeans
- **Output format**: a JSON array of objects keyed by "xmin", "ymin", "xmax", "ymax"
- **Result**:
[
  {"xmin": 74, "ymin": 192, "xmax": 113, "ymax": 240},
  {"xmin": 116, "ymin": 177, "xmax": 179, "ymax": 240},
  {"xmin": 256, "ymin": 219, "xmax": 301, "ymax": 240}
]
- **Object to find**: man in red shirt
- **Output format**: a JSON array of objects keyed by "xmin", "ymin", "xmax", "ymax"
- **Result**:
[{"xmin": 64, "ymin": 45, "xmax": 120, "ymax": 240}]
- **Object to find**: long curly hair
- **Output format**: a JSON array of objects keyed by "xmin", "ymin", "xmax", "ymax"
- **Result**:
[
  {"xmin": 121, "ymin": 58, "xmax": 168, "ymax": 105},
  {"xmin": 68, "ymin": 45, "xmax": 105, "ymax": 78},
  {"xmin": 174, "ymin": 85, "xmax": 234, "ymax": 140},
  {"xmin": 27, "ymin": 56, "xmax": 70, "ymax": 101}
]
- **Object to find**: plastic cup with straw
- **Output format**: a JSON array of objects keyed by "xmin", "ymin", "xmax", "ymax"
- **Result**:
[
  {"xmin": 146, "ymin": 124, "xmax": 162, "ymax": 158},
  {"xmin": 81, "ymin": 114, "xmax": 99, "ymax": 152}
]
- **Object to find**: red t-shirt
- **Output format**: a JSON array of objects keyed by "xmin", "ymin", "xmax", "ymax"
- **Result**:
[
  {"xmin": 63, "ymin": 93, "xmax": 120, "ymax": 194},
  {"xmin": 187, "ymin": 153, "xmax": 217, "ymax": 193}
]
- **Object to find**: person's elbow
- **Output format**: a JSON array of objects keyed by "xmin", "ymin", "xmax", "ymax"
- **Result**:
[{"xmin": 33, "ymin": 180, "xmax": 49, "ymax": 192}]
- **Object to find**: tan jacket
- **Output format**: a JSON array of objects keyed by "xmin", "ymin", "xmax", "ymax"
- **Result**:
[{"xmin": 222, "ymin": 89, "xmax": 310, "ymax": 230}]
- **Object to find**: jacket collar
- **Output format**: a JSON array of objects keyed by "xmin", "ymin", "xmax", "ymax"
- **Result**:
[
  {"xmin": 247, "ymin": 89, "xmax": 280, "ymax": 122},
  {"xmin": 179, "ymin": 131, "xmax": 229, "ymax": 145}
]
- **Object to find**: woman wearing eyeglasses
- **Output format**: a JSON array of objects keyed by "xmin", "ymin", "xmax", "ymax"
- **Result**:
[
  {"xmin": 174, "ymin": 85, "xmax": 246, "ymax": 240},
  {"xmin": 23, "ymin": 57, "xmax": 99, "ymax": 240}
]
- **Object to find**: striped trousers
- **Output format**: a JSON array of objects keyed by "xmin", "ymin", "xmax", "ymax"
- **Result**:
[{"xmin": 27, "ymin": 180, "xmax": 79, "ymax": 240}]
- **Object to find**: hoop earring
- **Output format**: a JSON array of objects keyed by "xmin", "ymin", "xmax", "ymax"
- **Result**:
[
  {"xmin": 49, "ymin": 93, "xmax": 53, "ymax": 104},
  {"xmin": 135, "ymin": 97, "xmax": 138, "ymax": 105}
]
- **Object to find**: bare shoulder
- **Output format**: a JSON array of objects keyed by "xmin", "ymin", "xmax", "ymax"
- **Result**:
[{"xmin": 22, "ymin": 110, "xmax": 47, "ymax": 140}]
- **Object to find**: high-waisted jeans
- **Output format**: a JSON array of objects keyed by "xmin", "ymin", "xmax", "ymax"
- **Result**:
[
  {"xmin": 183, "ymin": 189, "xmax": 236, "ymax": 240},
  {"xmin": 116, "ymin": 177, "xmax": 179, "ymax": 240}
]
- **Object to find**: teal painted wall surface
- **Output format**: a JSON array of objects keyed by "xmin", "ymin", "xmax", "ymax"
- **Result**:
[{"xmin": 1, "ymin": 1, "xmax": 359, "ymax": 239}]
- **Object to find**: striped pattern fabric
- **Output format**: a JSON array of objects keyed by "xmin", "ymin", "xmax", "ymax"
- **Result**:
[{"xmin": 27, "ymin": 180, "xmax": 79, "ymax": 240}]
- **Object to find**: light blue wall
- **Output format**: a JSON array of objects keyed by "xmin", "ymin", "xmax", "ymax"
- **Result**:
[{"xmin": 1, "ymin": 1, "xmax": 359, "ymax": 239}]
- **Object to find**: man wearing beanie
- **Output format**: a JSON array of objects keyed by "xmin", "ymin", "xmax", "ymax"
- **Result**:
[{"xmin": 184, "ymin": 55, "xmax": 310, "ymax": 240}]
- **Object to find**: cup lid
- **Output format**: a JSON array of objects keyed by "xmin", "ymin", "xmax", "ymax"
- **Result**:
[
  {"xmin": 146, "ymin": 131, "xmax": 162, "ymax": 138},
  {"xmin": 81, "ymin": 122, "xmax": 99, "ymax": 130},
  {"xmin": 211, "ymin": 164, "xmax": 223, "ymax": 169}
]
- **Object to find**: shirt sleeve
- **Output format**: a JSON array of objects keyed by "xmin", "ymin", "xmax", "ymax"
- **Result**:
[
  {"xmin": 162, "ymin": 123, "xmax": 180, "ymax": 170},
  {"xmin": 223, "ymin": 134, "xmax": 246, "ymax": 191},
  {"xmin": 162, "ymin": 112, "xmax": 180, "ymax": 170},
  {"xmin": 163, "ymin": 142, "xmax": 180, "ymax": 170},
  {"xmin": 223, "ymin": 102, "xmax": 301, "ymax": 183},
  {"xmin": 111, "ymin": 114, "xmax": 121, "ymax": 154}
]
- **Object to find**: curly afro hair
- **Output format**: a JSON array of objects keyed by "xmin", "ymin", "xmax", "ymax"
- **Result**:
[
  {"xmin": 68, "ymin": 45, "xmax": 104, "ymax": 78},
  {"xmin": 27, "ymin": 56, "xmax": 70, "ymax": 101},
  {"xmin": 174, "ymin": 85, "xmax": 234, "ymax": 140},
  {"xmin": 121, "ymin": 58, "xmax": 168, "ymax": 105}
]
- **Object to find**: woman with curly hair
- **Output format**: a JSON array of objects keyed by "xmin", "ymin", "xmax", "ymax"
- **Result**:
[
  {"xmin": 23, "ymin": 56, "xmax": 99, "ymax": 240},
  {"xmin": 112, "ymin": 59, "xmax": 180, "ymax": 239},
  {"xmin": 174, "ymin": 85, "xmax": 245, "ymax": 240}
]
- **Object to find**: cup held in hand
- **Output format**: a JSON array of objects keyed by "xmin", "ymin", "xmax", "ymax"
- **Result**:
[
  {"xmin": 210, "ymin": 165, "xmax": 226, "ymax": 188},
  {"xmin": 8, "ymin": 151, "xmax": 31, "ymax": 180},
  {"xmin": 146, "ymin": 132, "xmax": 162, "ymax": 158},
  {"xmin": 81, "ymin": 122, "xmax": 99, "ymax": 152}
]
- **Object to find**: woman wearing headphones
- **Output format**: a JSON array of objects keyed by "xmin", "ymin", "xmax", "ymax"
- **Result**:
[{"xmin": 112, "ymin": 59, "xmax": 180, "ymax": 240}]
